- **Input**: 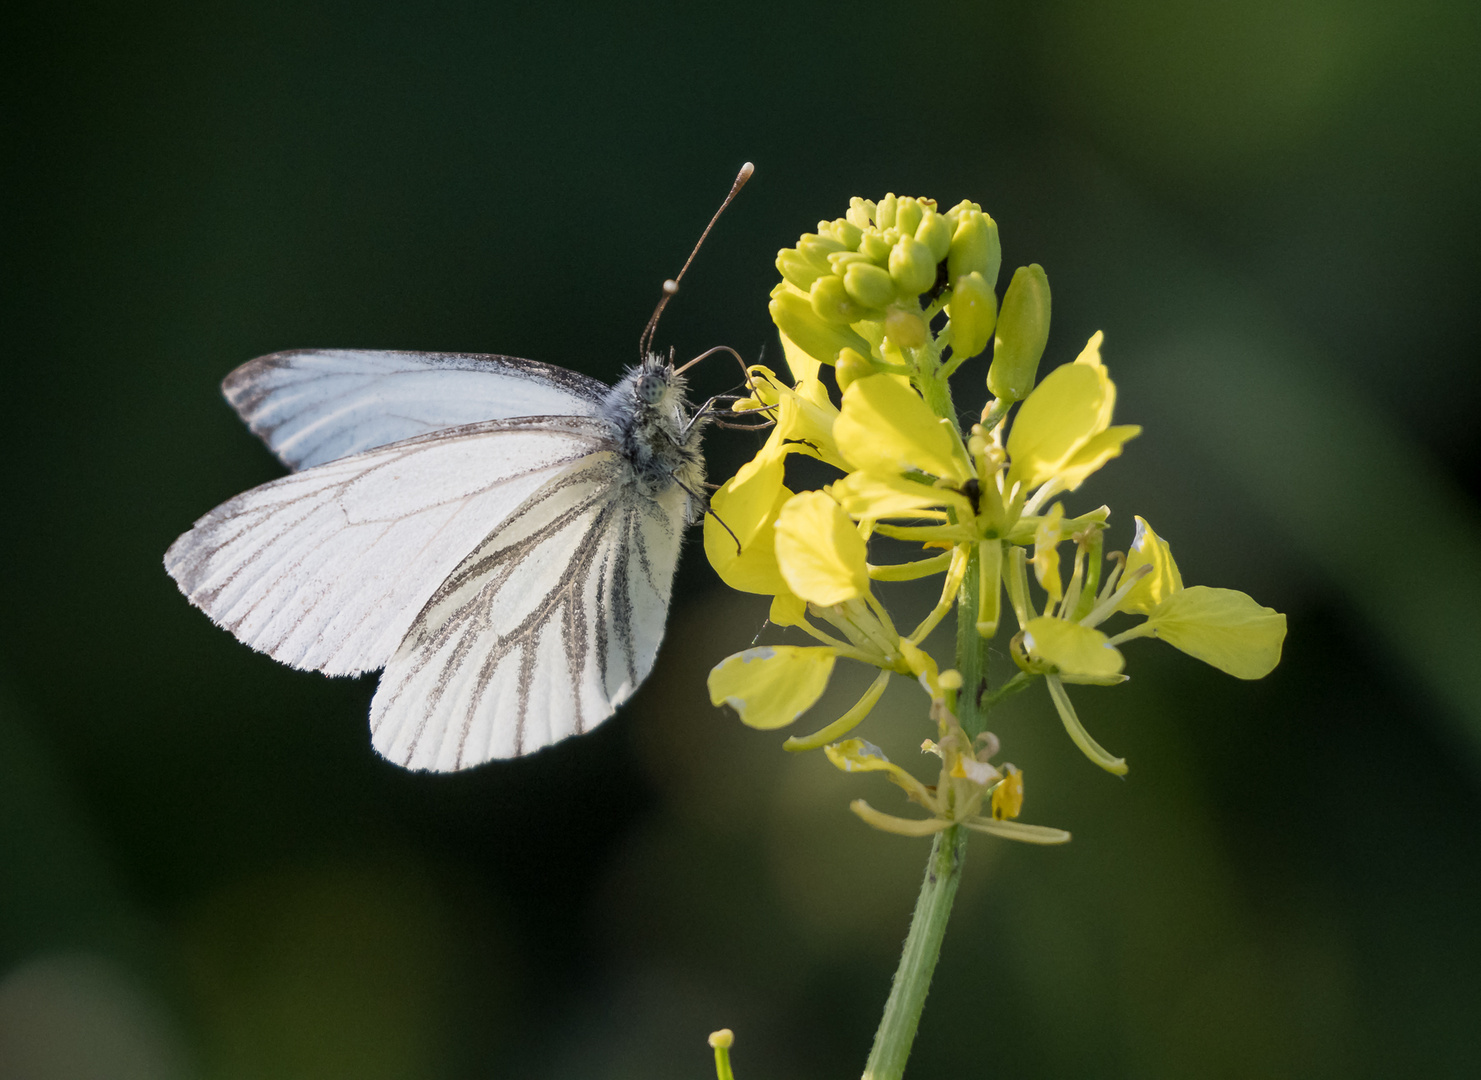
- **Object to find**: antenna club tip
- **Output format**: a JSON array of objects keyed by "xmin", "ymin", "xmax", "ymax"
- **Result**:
[
  {"xmin": 662, "ymin": 279, "xmax": 680, "ymax": 295},
  {"xmin": 739, "ymin": 162, "xmax": 755, "ymax": 177}
]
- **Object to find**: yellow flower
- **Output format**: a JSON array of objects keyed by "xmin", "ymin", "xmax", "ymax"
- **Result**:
[
  {"xmin": 1102, "ymin": 516, "xmax": 1287, "ymax": 680},
  {"xmin": 1006, "ymin": 511, "xmax": 1288, "ymax": 775}
]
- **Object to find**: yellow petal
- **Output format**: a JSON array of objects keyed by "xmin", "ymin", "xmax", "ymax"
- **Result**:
[
  {"xmin": 1143, "ymin": 586, "xmax": 1287, "ymax": 679},
  {"xmin": 707, "ymin": 645, "xmax": 837, "ymax": 729},
  {"xmin": 1073, "ymin": 331, "xmax": 1117, "ymax": 431},
  {"xmin": 897, "ymin": 638, "xmax": 941, "ymax": 697},
  {"xmin": 1033, "ymin": 503, "xmax": 1065, "ymax": 604},
  {"xmin": 1006, "ymin": 360, "xmax": 1113, "ymax": 491},
  {"xmin": 834, "ymin": 374, "xmax": 970, "ymax": 482},
  {"xmin": 1023, "ymin": 615, "xmax": 1125, "ymax": 678},
  {"xmin": 778, "ymin": 329, "xmax": 822, "ymax": 385},
  {"xmin": 1055, "ymin": 424, "xmax": 1141, "ymax": 492},
  {"xmin": 1118, "ymin": 515, "xmax": 1184, "ymax": 615},
  {"xmin": 774, "ymin": 491, "xmax": 871, "ymax": 606},
  {"xmin": 830, "ymin": 470, "xmax": 962, "ymax": 520},
  {"xmin": 776, "ymin": 386, "xmax": 845, "ymax": 468},
  {"xmin": 704, "ymin": 454, "xmax": 793, "ymax": 595},
  {"xmin": 826, "ymin": 741, "xmax": 935, "ymax": 803},
  {"xmin": 769, "ymin": 590, "xmax": 808, "ymax": 628}
]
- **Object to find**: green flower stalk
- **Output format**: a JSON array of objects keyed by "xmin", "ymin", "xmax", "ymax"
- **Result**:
[{"xmin": 705, "ymin": 194, "xmax": 1288, "ymax": 1078}]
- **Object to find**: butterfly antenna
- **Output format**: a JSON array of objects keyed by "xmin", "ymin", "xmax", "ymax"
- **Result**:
[{"xmin": 639, "ymin": 161, "xmax": 755, "ymax": 362}]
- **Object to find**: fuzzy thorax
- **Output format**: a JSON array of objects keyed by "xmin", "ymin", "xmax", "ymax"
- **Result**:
[{"xmin": 602, "ymin": 353, "xmax": 707, "ymax": 516}]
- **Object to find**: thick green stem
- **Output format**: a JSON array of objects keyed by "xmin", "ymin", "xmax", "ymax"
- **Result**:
[
  {"xmin": 862, "ymin": 547, "xmax": 990, "ymax": 1078},
  {"xmin": 861, "ymin": 825, "xmax": 969, "ymax": 1080}
]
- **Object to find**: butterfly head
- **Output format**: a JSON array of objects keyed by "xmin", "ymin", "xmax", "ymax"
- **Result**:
[{"xmin": 627, "ymin": 352, "xmax": 689, "ymax": 414}]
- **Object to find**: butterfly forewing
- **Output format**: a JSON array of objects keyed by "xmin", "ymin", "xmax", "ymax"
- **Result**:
[
  {"xmin": 226, "ymin": 349, "xmax": 610, "ymax": 471},
  {"xmin": 164, "ymin": 416, "xmax": 615, "ymax": 677},
  {"xmin": 368, "ymin": 458, "xmax": 689, "ymax": 771}
]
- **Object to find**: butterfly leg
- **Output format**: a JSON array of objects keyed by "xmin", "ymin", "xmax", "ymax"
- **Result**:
[{"xmin": 671, "ymin": 473, "xmax": 743, "ymax": 555}]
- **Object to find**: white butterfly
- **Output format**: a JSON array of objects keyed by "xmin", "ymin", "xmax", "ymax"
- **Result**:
[{"xmin": 165, "ymin": 346, "xmax": 711, "ymax": 771}]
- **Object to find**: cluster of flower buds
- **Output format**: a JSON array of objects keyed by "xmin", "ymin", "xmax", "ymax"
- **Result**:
[{"xmin": 769, "ymin": 195, "xmax": 1051, "ymax": 402}]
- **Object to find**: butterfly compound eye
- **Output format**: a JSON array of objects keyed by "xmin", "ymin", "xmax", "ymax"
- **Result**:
[{"xmin": 636, "ymin": 372, "xmax": 667, "ymax": 405}]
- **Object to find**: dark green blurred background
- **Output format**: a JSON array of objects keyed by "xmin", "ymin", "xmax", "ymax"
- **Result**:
[{"xmin": 5, "ymin": 1, "xmax": 1480, "ymax": 1077}]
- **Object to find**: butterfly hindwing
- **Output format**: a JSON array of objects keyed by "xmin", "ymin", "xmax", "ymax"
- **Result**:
[
  {"xmin": 225, "ymin": 349, "xmax": 610, "ymax": 471},
  {"xmin": 164, "ymin": 417, "xmax": 615, "ymax": 677},
  {"xmin": 368, "ymin": 456, "xmax": 688, "ymax": 771}
]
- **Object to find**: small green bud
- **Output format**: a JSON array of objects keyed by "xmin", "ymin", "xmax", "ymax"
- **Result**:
[
  {"xmin": 885, "ymin": 307, "xmax": 929, "ymax": 349},
  {"xmin": 797, "ymin": 233, "xmax": 846, "ymax": 260},
  {"xmin": 835, "ymin": 346, "xmax": 876, "ymax": 389},
  {"xmin": 827, "ymin": 250, "xmax": 872, "ymax": 274},
  {"xmin": 810, "ymin": 273, "xmax": 866, "ymax": 325},
  {"xmin": 895, "ymin": 197, "xmax": 924, "ymax": 237},
  {"xmin": 830, "ymin": 217, "xmax": 863, "ymax": 250},
  {"xmin": 776, "ymin": 247, "xmax": 829, "ymax": 291},
  {"xmin": 948, "ymin": 210, "xmax": 1002, "ymax": 288},
  {"xmin": 888, "ymin": 236, "xmax": 938, "ymax": 296},
  {"xmin": 847, "ymin": 197, "xmax": 876, "ymax": 229},
  {"xmin": 859, "ymin": 233, "xmax": 892, "ymax": 264},
  {"xmin": 769, "ymin": 286, "xmax": 871, "ymax": 365},
  {"xmin": 943, "ymin": 199, "xmax": 978, "ymax": 231},
  {"xmin": 916, "ymin": 211, "xmax": 953, "ymax": 262},
  {"xmin": 987, "ymin": 264, "xmax": 1052, "ymax": 401},
  {"xmin": 876, "ymin": 193, "xmax": 898, "ymax": 229},
  {"xmin": 946, "ymin": 271, "xmax": 997, "ymax": 359},
  {"xmin": 843, "ymin": 262, "xmax": 896, "ymax": 308}
]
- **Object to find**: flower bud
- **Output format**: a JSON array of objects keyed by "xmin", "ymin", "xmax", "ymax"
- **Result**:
[
  {"xmin": 946, "ymin": 271, "xmax": 997, "ymax": 359},
  {"xmin": 846, "ymin": 197, "xmax": 875, "ymax": 229},
  {"xmin": 829, "ymin": 217, "xmax": 863, "ymax": 249},
  {"xmin": 797, "ymin": 233, "xmax": 846, "ymax": 260},
  {"xmin": 842, "ymin": 262, "xmax": 896, "ymax": 309},
  {"xmin": 810, "ymin": 274, "xmax": 865, "ymax": 324},
  {"xmin": 948, "ymin": 209, "xmax": 1001, "ymax": 288},
  {"xmin": 876, "ymin": 193, "xmax": 898, "ymax": 229},
  {"xmin": 916, "ymin": 210, "xmax": 953, "ymax": 262},
  {"xmin": 987, "ymin": 264, "xmax": 1052, "ymax": 401},
  {"xmin": 859, "ymin": 232, "xmax": 892, "ymax": 265},
  {"xmin": 769, "ymin": 286, "xmax": 871, "ymax": 365},
  {"xmin": 776, "ymin": 247, "xmax": 830, "ymax": 291},
  {"xmin": 894, "ymin": 197, "xmax": 924, "ymax": 237},
  {"xmin": 827, "ymin": 250, "xmax": 872, "ymax": 274},
  {"xmin": 885, "ymin": 307, "xmax": 928, "ymax": 349},
  {"xmin": 889, "ymin": 236, "xmax": 938, "ymax": 296},
  {"xmin": 834, "ymin": 346, "xmax": 875, "ymax": 389}
]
